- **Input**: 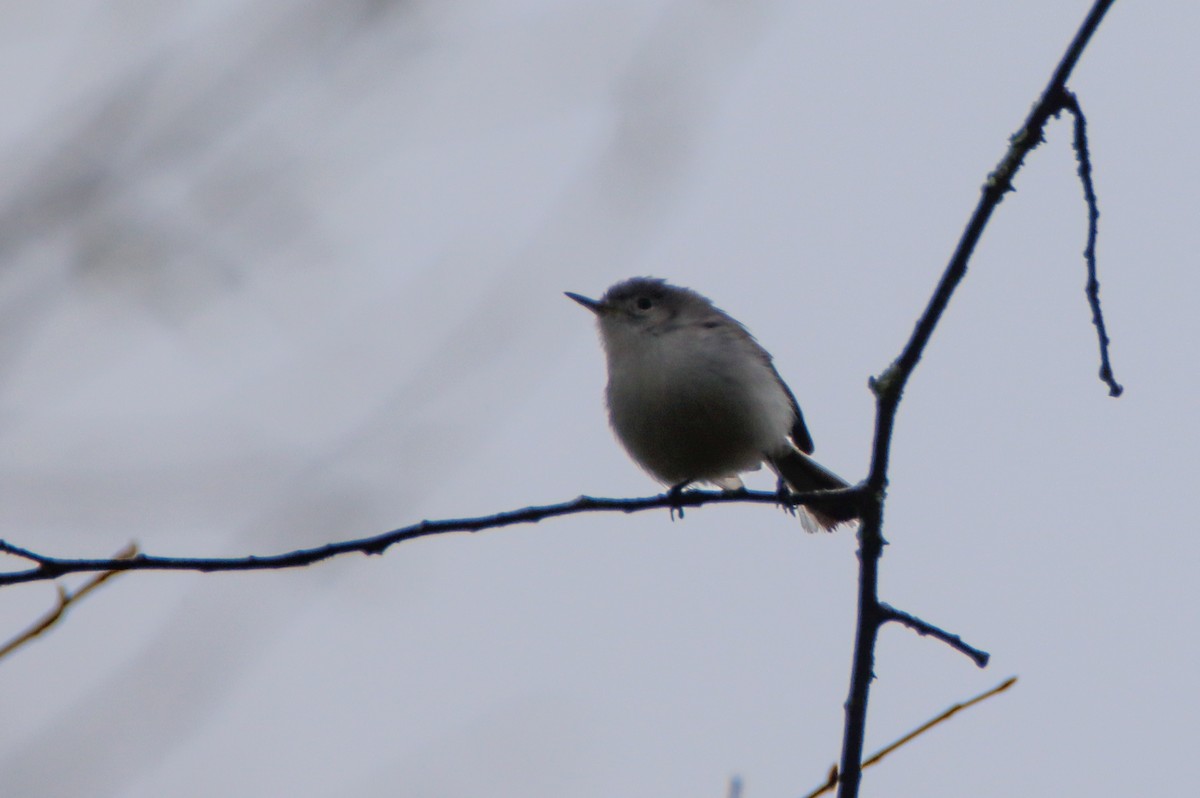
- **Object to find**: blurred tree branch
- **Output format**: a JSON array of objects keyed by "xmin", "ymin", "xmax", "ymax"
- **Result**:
[{"xmin": 803, "ymin": 677, "xmax": 1018, "ymax": 798}]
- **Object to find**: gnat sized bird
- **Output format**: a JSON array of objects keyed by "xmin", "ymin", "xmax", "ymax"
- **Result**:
[{"xmin": 566, "ymin": 277, "xmax": 852, "ymax": 532}]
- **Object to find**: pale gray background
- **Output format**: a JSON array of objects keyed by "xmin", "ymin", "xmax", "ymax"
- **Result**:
[{"xmin": 0, "ymin": 2, "xmax": 1195, "ymax": 796}]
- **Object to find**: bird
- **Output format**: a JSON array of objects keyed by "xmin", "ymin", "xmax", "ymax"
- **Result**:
[{"xmin": 566, "ymin": 277, "xmax": 851, "ymax": 532}]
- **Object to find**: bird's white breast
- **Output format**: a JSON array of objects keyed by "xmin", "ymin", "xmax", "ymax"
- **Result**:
[{"xmin": 601, "ymin": 320, "xmax": 795, "ymax": 485}]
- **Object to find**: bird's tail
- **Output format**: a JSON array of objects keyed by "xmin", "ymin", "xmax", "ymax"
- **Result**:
[{"xmin": 768, "ymin": 449, "xmax": 854, "ymax": 533}]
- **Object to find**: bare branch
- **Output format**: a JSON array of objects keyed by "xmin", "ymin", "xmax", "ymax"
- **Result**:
[
  {"xmin": 880, "ymin": 603, "xmax": 989, "ymax": 668},
  {"xmin": 0, "ymin": 487, "xmax": 862, "ymax": 589},
  {"xmin": 837, "ymin": 3, "xmax": 1119, "ymax": 796},
  {"xmin": 1059, "ymin": 89, "xmax": 1123, "ymax": 397}
]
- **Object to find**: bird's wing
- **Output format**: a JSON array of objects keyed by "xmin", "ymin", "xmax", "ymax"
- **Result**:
[{"xmin": 774, "ymin": 367, "xmax": 814, "ymax": 454}]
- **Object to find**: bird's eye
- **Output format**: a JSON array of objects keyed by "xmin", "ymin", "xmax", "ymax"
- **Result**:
[{"xmin": 635, "ymin": 297, "xmax": 653, "ymax": 310}]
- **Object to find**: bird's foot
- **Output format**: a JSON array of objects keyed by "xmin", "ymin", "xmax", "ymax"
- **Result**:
[
  {"xmin": 667, "ymin": 481, "xmax": 693, "ymax": 521},
  {"xmin": 775, "ymin": 478, "xmax": 798, "ymax": 516}
]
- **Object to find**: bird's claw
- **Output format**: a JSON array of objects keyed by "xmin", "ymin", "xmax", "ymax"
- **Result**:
[
  {"xmin": 667, "ymin": 481, "xmax": 692, "ymax": 520},
  {"xmin": 775, "ymin": 478, "xmax": 798, "ymax": 516}
]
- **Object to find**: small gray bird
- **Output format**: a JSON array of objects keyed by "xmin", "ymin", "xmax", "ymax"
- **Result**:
[{"xmin": 566, "ymin": 277, "xmax": 849, "ymax": 532}]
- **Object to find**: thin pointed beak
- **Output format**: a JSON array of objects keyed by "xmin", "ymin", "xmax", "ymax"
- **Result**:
[{"xmin": 564, "ymin": 291, "xmax": 604, "ymax": 314}]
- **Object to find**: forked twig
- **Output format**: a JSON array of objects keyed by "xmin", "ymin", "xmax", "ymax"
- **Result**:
[
  {"xmin": 0, "ymin": 542, "xmax": 138, "ymax": 661},
  {"xmin": 837, "ymin": 2, "xmax": 1119, "ymax": 795}
]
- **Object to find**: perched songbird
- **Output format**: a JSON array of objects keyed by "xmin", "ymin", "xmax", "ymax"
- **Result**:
[{"xmin": 566, "ymin": 277, "xmax": 850, "ymax": 531}]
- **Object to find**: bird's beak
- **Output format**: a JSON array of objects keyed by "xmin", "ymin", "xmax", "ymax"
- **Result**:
[{"xmin": 564, "ymin": 291, "xmax": 605, "ymax": 315}]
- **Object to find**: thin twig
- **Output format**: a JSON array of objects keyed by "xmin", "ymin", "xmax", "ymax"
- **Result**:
[
  {"xmin": 0, "ymin": 487, "xmax": 863, "ymax": 588},
  {"xmin": 1059, "ymin": 89, "xmax": 1123, "ymax": 397},
  {"xmin": 802, "ymin": 677, "xmax": 1017, "ymax": 798},
  {"xmin": 0, "ymin": 543, "xmax": 138, "ymax": 661},
  {"xmin": 880, "ymin": 603, "xmax": 989, "ymax": 668},
  {"xmin": 836, "ymin": 3, "xmax": 1118, "ymax": 797}
]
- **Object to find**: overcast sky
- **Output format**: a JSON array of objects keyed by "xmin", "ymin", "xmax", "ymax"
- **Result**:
[{"xmin": 0, "ymin": 2, "xmax": 1196, "ymax": 796}]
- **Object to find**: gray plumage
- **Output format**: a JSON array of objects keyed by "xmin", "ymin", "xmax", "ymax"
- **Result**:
[{"xmin": 566, "ymin": 277, "xmax": 848, "ymax": 531}]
